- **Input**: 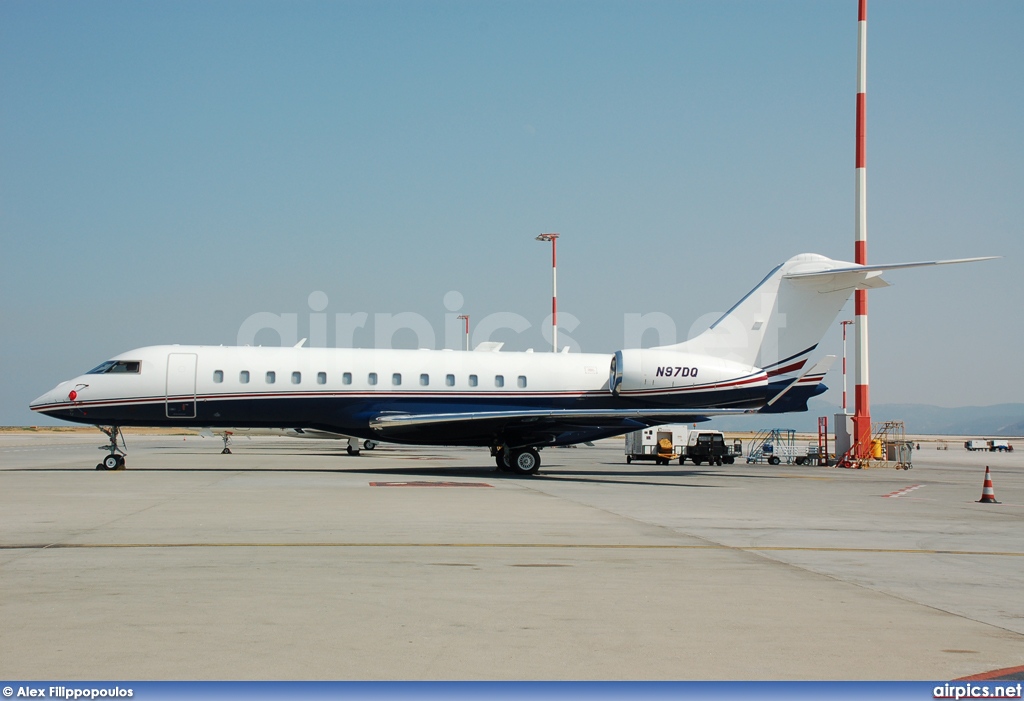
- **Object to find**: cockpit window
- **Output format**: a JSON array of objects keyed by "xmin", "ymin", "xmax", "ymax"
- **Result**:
[{"xmin": 87, "ymin": 360, "xmax": 141, "ymax": 374}]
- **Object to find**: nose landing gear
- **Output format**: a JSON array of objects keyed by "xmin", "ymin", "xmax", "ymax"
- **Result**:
[
  {"xmin": 346, "ymin": 437, "xmax": 361, "ymax": 456},
  {"xmin": 95, "ymin": 426, "xmax": 127, "ymax": 470}
]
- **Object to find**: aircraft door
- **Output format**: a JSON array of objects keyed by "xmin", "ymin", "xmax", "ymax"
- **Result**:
[{"xmin": 166, "ymin": 353, "xmax": 197, "ymax": 418}]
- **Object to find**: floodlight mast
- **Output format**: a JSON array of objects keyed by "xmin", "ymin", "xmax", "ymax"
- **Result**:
[
  {"xmin": 853, "ymin": 0, "xmax": 871, "ymax": 458},
  {"xmin": 535, "ymin": 233, "xmax": 560, "ymax": 352}
]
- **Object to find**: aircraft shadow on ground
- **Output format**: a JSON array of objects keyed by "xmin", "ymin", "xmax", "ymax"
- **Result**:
[
  {"xmin": 12, "ymin": 448, "xmax": 793, "ymax": 488},
  {"xmin": 340, "ymin": 464, "xmax": 735, "ymax": 488},
  {"xmin": 12, "ymin": 461, "xmax": 733, "ymax": 487}
]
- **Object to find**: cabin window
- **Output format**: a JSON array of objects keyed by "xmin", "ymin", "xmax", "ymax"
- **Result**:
[
  {"xmin": 495, "ymin": 375, "xmax": 504, "ymax": 388},
  {"xmin": 213, "ymin": 370, "xmax": 224, "ymax": 383},
  {"xmin": 419, "ymin": 373, "xmax": 429, "ymax": 386},
  {"xmin": 342, "ymin": 372, "xmax": 352, "ymax": 385},
  {"xmin": 368, "ymin": 372, "xmax": 377, "ymax": 385},
  {"xmin": 469, "ymin": 374, "xmax": 478, "ymax": 387},
  {"xmin": 392, "ymin": 373, "xmax": 402, "ymax": 386},
  {"xmin": 317, "ymin": 372, "xmax": 327, "ymax": 385},
  {"xmin": 266, "ymin": 371, "xmax": 276, "ymax": 384},
  {"xmin": 518, "ymin": 375, "xmax": 527, "ymax": 388},
  {"xmin": 291, "ymin": 371, "xmax": 301, "ymax": 384},
  {"xmin": 240, "ymin": 371, "xmax": 250, "ymax": 384},
  {"xmin": 445, "ymin": 374, "xmax": 455, "ymax": 387}
]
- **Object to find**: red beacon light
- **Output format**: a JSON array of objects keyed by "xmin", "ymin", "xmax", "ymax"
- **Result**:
[{"xmin": 68, "ymin": 390, "xmax": 78, "ymax": 402}]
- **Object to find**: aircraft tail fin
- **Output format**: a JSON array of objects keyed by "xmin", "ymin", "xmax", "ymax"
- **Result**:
[{"xmin": 656, "ymin": 253, "xmax": 995, "ymax": 378}]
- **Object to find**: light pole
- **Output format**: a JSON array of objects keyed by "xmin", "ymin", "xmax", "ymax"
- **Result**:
[
  {"xmin": 840, "ymin": 320, "xmax": 854, "ymax": 413},
  {"xmin": 535, "ymin": 232, "xmax": 559, "ymax": 352},
  {"xmin": 457, "ymin": 314, "xmax": 470, "ymax": 351}
]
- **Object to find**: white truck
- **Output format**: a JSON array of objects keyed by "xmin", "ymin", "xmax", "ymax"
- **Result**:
[
  {"xmin": 965, "ymin": 439, "xmax": 1014, "ymax": 452},
  {"xmin": 625, "ymin": 425, "xmax": 736, "ymax": 466}
]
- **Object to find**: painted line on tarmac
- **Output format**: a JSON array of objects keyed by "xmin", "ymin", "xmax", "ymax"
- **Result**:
[
  {"xmin": 2, "ymin": 542, "xmax": 1023, "ymax": 557},
  {"xmin": 883, "ymin": 484, "xmax": 924, "ymax": 498}
]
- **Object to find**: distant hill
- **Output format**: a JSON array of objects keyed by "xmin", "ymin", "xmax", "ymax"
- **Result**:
[
  {"xmin": 871, "ymin": 403, "xmax": 1024, "ymax": 437},
  {"xmin": 707, "ymin": 400, "xmax": 1024, "ymax": 437}
]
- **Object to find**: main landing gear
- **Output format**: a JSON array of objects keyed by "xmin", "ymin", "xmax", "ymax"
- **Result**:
[
  {"xmin": 492, "ymin": 445, "xmax": 542, "ymax": 475},
  {"xmin": 95, "ymin": 425, "xmax": 126, "ymax": 470}
]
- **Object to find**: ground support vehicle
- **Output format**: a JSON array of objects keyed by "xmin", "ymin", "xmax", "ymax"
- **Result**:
[
  {"xmin": 746, "ymin": 428, "xmax": 798, "ymax": 465},
  {"xmin": 966, "ymin": 440, "xmax": 1014, "ymax": 452},
  {"xmin": 684, "ymin": 430, "xmax": 731, "ymax": 466},
  {"xmin": 625, "ymin": 425, "xmax": 732, "ymax": 466},
  {"xmin": 794, "ymin": 444, "xmax": 836, "ymax": 466}
]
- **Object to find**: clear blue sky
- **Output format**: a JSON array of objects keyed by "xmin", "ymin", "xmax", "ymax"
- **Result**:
[{"xmin": 2, "ymin": 0, "xmax": 1021, "ymax": 426}]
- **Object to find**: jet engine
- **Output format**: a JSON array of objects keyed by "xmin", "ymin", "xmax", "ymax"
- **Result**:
[{"xmin": 609, "ymin": 349, "xmax": 766, "ymax": 398}]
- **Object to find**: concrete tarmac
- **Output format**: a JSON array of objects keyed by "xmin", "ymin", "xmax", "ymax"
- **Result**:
[{"xmin": 1, "ymin": 432, "xmax": 1022, "ymax": 680}]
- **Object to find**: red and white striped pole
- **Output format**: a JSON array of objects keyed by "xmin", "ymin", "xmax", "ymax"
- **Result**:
[
  {"xmin": 536, "ymin": 233, "xmax": 560, "ymax": 352},
  {"xmin": 853, "ymin": 0, "xmax": 872, "ymax": 458},
  {"xmin": 840, "ymin": 319, "xmax": 854, "ymax": 412}
]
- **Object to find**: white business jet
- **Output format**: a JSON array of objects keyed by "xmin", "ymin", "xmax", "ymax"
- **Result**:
[{"xmin": 30, "ymin": 253, "xmax": 991, "ymax": 474}]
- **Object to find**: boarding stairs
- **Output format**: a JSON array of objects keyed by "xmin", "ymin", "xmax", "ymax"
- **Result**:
[{"xmin": 745, "ymin": 428, "xmax": 797, "ymax": 465}]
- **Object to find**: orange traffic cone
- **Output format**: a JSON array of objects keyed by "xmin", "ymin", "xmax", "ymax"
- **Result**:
[{"xmin": 977, "ymin": 466, "xmax": 999, "ymax": 504}]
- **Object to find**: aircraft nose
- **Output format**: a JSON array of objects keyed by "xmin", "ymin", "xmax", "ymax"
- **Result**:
[{"xmin": 30, "ymin": 381, "xmax": 73, "ymax": 412}]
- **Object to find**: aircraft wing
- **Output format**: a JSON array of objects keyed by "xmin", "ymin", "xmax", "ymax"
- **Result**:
[{"xmin": 369, "ymin": 407, "xmax": 760, "ymax": 445}]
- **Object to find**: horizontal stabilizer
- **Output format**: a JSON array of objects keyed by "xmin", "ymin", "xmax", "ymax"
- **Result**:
[{"xmin": 784, "ymin": 256, "xmax": 998, "ymax": 292}]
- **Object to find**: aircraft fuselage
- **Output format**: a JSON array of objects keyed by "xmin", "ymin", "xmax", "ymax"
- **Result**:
[{"xmin": 31, "ymin": 344, "xmax": 816, "ymax": 448}]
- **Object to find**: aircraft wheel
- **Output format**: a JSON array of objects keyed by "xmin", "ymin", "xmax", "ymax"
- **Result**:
[
  {"xmin": 221, "ymin": 448, "xmax": 232, "ymax": 454},
  {"xmin": 103, "ymin": 455, "xmax": 120, "ymax": 470},
  {"xmin": 95, "ymin": 463, "xmax": 105, "ymax": 470},
  {"xmin": 510, "ymin": 448, "xmax": 541, "ymax": 475},
  {"xmin": 495, "ymin": 450, "xmax": 511, "ymax": 471},
  {"xmin": 363, "ymin": 440, "xmax": 378, "ymax": 450}
]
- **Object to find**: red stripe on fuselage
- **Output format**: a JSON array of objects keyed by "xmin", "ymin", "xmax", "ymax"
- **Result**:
[{"xmin": 766, "ymin": 360, "xmax": 807, "ymax": 378}]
